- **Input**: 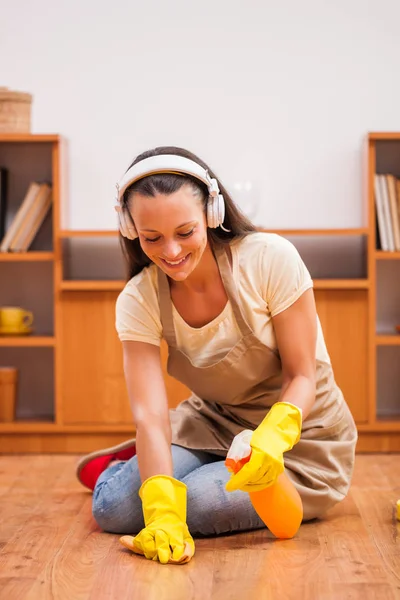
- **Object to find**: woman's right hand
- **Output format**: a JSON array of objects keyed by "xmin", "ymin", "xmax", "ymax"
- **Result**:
[
  {"xmin": 120, "ymin": 475, "xmax": 195, "ymax": 564},
  {"xmin": 119, "ymin": 342, "xmax": 194, "ymax": 563}
]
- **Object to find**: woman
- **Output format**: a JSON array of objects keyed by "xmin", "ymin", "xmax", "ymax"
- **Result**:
[{"xmin": 76, "ymin": 146, "xmax": 357, "ymax": 565}]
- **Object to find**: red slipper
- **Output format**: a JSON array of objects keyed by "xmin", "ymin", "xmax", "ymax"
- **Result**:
[{"xmin": 76, "ymin": 439, "xmax": 136, "ymax": 491}]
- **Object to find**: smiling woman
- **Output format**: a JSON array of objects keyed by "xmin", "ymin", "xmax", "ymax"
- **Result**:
[
  {"xmin": 116, "ymin": 147, "xmax": 256, "ymax": 281},
  {"xmin": 76, "ymin": 146, "xmax": 358, "ymax": 566}
]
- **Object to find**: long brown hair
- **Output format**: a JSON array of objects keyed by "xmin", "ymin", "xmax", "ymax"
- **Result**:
[{"xmin": 119, "ymin": 146, "xmax": 257, "ymax": 280}]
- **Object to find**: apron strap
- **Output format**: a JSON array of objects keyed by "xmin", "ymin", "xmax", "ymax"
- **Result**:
[
  {"xmin": 213, "ymin": 244, "xmax": 253, "ymax": 337},
  {"xmin": 157, "ymin": 268, "xmax": 178, "ymax": 347}
]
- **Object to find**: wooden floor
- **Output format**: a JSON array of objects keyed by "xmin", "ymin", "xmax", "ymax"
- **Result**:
[{"xmin": 0, "ymin": 455, "xmax": 400, "ymax": 600}]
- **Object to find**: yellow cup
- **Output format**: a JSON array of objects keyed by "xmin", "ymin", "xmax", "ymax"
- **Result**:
[{"xmin": 0, "ymin": 306, "xmax": 33, "ymax": 333}]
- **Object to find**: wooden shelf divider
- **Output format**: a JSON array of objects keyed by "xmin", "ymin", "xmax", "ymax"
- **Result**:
[
  {"xmin": 375, "ymin": 251, "xmax": 400, "ymax": 260},
  {"xmin": 375, "ymin": 335, "xmax": 400, "ymax": 346},
  {"xmin": 313, "ymin": 279, "xmax": 369, "ymax": 290},
  {"xmin": 60, "ymin": 280, "xmax": 125, "ymax": 291},
  {"xmin": 0, "ymin": 336, "xmax": 56, "ymax": 347},
  {"xmin": 0, "ymin": 252, "xmax": 55, "ymax": 262}
]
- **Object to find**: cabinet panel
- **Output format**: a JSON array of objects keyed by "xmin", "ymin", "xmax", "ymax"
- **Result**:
[
  {"xmin": 60, "ymin": 291, "xmax": 189, "ymax": 425},
  {"xmin": 315, "ymin": 290, "xmax": 368, "ymax": 423},
  {"xmin": 60, "ymin": 292, "xmax": 129, "ymax": 425}
]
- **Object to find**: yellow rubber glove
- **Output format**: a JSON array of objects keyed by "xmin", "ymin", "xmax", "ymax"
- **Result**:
[
  {"xmin": 119, "ymin": 475, "xmax": 195, "ymax": 565},
  {"xmin": 225, "ymin": 402, "xmax": 302, "ymax": 493}
]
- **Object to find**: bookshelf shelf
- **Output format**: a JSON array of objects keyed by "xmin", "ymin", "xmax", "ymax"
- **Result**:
[
  {"xmin": 60, "ymin": 229, "xmax": 118, "ymax": 238},
  {"xmin": 60, "ymin": 280, "xmax": 124, "ymax": 291},
  {"xmin": 0, "ymin": 336, "xmax": 56, "ymax": 347},
  {"xmin": 0, "ymin": 422, "xmax": 135, "ymax": 433},
  {"xmin": 375, "ymin": 251, "xmax": 400, "ymax": 260},
  {"xmin": 375, "ymin": 335, "xmax": 400, "ymax": 346},
  {"xmin": 256, "ymin": 228, "xmax": 368, "ymax": 236},
  {"xmin": 313, "ymin": 279, "xmax": 369, "ymax": 290},
  {"xmin": 0, "ymin": 252, "xmax": 55, "ymax": 261},
  {"xmin": 0, "ymin": 134, "xmax": 60, "ymax": 143},
  {"xmin": 369, "ymin": 132, "xmax": 400, "ymax": 141}
]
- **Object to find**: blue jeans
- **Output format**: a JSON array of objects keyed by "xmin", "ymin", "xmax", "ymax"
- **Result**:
[{"xmin": 92, "ymin": 444, "xmax": 265, "ymax": 536}]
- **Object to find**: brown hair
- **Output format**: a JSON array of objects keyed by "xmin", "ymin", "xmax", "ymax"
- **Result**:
[{"xmin": 119, "ymin": 146, "xmax": 257, "ymax": 279}]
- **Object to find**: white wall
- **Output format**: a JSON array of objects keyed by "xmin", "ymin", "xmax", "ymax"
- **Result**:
[{"xmin": 1, "ymin": 0, "xmax": 400, "ymax": 230}]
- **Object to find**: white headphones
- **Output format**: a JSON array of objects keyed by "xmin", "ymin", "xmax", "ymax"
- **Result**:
[{"xmin": 114, "ymin": 155, "xmax": 229, "ymax": 240}]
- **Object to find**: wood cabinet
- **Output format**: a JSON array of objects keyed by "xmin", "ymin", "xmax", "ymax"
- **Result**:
[
  {"xmin": 315, "ymin": 289, "xmax": 369, "ymax": 424},
  {"xmin": 60, "ymin": 291, "xmax": 130, "ymax": 425},
  {"xmin": 0, "ymin": 133, "xmax": 399, "ymax": 452}
]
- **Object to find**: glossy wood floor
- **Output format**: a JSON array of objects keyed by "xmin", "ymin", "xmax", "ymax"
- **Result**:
[{"xmin": 0, "ymin": 454, "xmax": 399, "ymax": 599}]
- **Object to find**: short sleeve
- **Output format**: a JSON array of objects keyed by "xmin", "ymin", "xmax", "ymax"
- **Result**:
[
  {"xmin": 261, "ymin": 235, "xmax": 313, "ymax": 317},
  {"xmin": 115, "ymin": 269, "xmax": 162, "ymax": 346}
]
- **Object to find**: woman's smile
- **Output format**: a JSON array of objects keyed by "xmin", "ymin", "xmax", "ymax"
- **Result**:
[{"xmin": 160, "ymin": 253, "xmax": 191, "ymax": 269}]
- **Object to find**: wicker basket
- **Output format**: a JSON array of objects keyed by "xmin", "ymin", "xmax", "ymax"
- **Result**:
[{"xmin": 0, "ymin": 87, "xmax": 32, "ymax": 133}]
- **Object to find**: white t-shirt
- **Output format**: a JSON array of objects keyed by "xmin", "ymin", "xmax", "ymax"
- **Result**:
[{"xmin": 115, "ymin": 232, "xmax": 331, "ymax": 367}]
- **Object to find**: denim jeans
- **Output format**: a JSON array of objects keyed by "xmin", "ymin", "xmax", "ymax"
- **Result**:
[{"xmin": 92, "ymin": 444, "xmax": 265, "ymax": 536}]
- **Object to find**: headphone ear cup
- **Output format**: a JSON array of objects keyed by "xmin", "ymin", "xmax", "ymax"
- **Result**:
[
  {"xmin": 206, "ymin": 195, "xmax": 215, "ymax": 228},
  {"xmin": 116, "ymin": 206, "xmax": 138, "ymax": 240},
  {"xmin": 206, "ymin": 194, "xmax": 225, "ymax": 229},
  {"xmin": 216, "ymin": 194, "xmax": 225, "ymax": 226}
]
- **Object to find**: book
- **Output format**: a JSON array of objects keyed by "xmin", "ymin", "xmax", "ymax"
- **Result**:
[
  {"xmin": 374, "ymin": 175, "xmax": 388, "ymax": 251},
  {"xmin": 18, "ymin": 186, "xmax": 52, "ymax": 251},
  {"xmin": 9, "ymin": 183, "xmax": 52, "ymax": 252},
  {"xmin": 0, "ymin": 182, "xmax": 41, "ymax": 252},
  {"xmin": 375, "ymin": 206, "xmax": 382, "ymax": 250},
  {"xmin": 386, "ymin": 175, "xmax": 400, "ymax": 251},
  {"xmin": 0, "ymin": 167, "xmax": 8, "ymax": 241},
  {"xmin": 379, "ymin": 174, "xmax": 395, "ymax": 251}
]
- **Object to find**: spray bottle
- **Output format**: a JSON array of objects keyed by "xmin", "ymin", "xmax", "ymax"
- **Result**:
[{"xmin": 225, "ymin": 429, "xmax": 303, "ymax": 539}]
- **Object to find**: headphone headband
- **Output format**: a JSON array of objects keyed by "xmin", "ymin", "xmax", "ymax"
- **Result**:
[
  {"xmin": 115, "ymin": 154, "xmax": 229, "ymax": 239},
  {"xmin": 116, "ymin": 155, "xmax": 220, "ymax": 203}
]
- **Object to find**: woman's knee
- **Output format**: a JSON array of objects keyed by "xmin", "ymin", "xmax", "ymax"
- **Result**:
[
  {"xmin": 92, "ymin": 484, "xmax": 144, "ymax": 533},
  {"xmin": 91, "ymin": 461, "xmax": 144, "ymax": 533}
]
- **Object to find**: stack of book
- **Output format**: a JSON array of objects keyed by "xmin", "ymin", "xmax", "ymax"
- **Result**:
[
  {"xmin": 374, "ymin": 174, "xmax": 400, "ymax": 252},
  {"xmin": 0, "ymin": 178, "xmax": 52, "ymax": 252}
]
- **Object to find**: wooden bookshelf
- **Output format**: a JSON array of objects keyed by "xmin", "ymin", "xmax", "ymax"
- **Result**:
[
  {"xmin": 0, "ymin": 133, "xmax": 399, "ymax": 452},
  {"xmin": 367, "ymin": 133, "xmax": 400, "ymax": 435}
]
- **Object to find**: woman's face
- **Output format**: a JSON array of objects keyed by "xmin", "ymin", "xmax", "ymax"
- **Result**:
[{"xmin": 130, "ymin": 184, "xmax": 208, "ymax": 282}]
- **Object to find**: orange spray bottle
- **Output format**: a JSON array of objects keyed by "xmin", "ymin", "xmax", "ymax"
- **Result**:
[{"xmin": 225, "ymin": 429, "xmax": 303, "ymax": 539}]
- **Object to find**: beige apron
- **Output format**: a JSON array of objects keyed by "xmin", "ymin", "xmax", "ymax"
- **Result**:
[{"xmin": 158, "ymin": 243, "xmax": 358, "ymax": 520}]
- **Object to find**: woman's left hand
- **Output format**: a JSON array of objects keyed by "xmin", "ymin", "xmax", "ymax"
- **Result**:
[{"xmin": 225, "ymin": 402, "xmax": 302, "ymax": 492}]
